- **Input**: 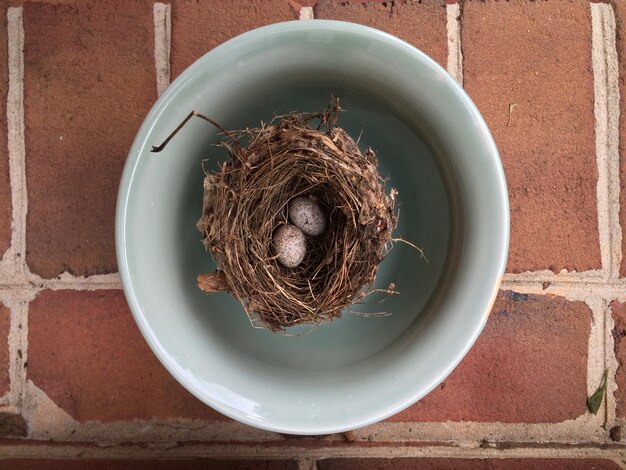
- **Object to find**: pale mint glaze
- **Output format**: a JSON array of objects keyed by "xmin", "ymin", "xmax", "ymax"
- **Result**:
[{"xmin": 116, "ymin": 20, "xmax": 509, "ymax": 434}]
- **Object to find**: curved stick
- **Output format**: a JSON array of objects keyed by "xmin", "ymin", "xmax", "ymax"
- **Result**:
[{"xmin": 151, "ymin": 111, "xmax": 237, "ymax": 153}]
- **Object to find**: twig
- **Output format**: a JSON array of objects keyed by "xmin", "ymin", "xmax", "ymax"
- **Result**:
[{"xmin": 151, "ymin": 110, "xmax": 237, "ymax": 153}]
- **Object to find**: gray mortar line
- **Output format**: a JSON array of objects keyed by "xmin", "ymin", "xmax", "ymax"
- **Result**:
[
  {"xmin": 0, "ymin": 273, "xmax": 121, "ymax": 293},
  {"xmin": 358, "ymin": 417, "xmax": 607, "ymax": 446},
  {"xmin": 500, "ymin": 279, "xmax": 626, "ymax": 302},
  {"xmin": 591, "ymin": 0, "xmax": 622, "ymax": 435},
  {"xmin": 4, "ymin": 7, "xmax": 25, "ymax": 280},
  {"xmin": 32, "ymin": 272, "xmax": 121, "ymax": 290},
  {"xmin": 0, "ymin": 443, "xmax": 625, "ymax": 460},
  {"xmin": 153, "ymin": 3, "xmax": 171, "ymax": 97},
  {"xmin": 446, "ymin": 2, "xmax": 462, "ymax": 85},
  {"xmin": 299, "ymin": 6, "xmax": 314, "ymax": 20},
  {"xmin": 0, "ymin": 270, "xmax": 620, "ymax": 304},
  {"xmin": 2, "ymin": 7, "xmax": 28, "ymax": 415},
  {"xmin": 587, "ymin": 298, "xmax": 614, "ymax": 428},
  {"xmin": 20, "ymin": 413, "xmax": 609, "ymax": 447},
  {"xmin": 606, "ymin": 298, "xmax": 620, "ymax": 433},
  {"xmin": 591, "ymin": 2, "xmax": 623, "ymax": 279},
  {"xmin": 6, "ymin": 300, "xmax": 28, "ymax": 412},
  {"xmin": 503, "ymin": 271, "xmax": 606, "ymax": 283}
]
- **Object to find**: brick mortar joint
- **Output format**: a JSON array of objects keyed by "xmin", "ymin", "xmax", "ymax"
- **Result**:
[
  {"xmin": 4, "ymin": 6, "xmax": 25, "ymax": 279},
  {"xmin": 591, "ymin": 2, "xmax": 623, "ymax": 278},
  {"xmin": 3, "ymin": 6, "xmax": 28, "ymax": 419},
  {"xmin": 13, "ymin": 408, "xmax": 622, "ymax": 447},
  {"xmin": 153, "ymin": 3, "xmax": 171, "ymax": 97},
  {"xmin": 590, "ymin": 1, "xmax": 622, "ymax": 432},
  {"xmin": 0, "ymin": 443, "xmax": 625, "ymax": 460},
  {"xmin": 446, "ymin": 2, "xmax": 462, "ymax": 85}
]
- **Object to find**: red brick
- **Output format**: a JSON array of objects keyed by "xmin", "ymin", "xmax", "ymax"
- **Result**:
[
  {"xmin": 23, "ymin": 1, "xmax": 156, "ymax": 278},
  {"xmin": 0, "ymin": 460, "xmax": 297, "ymax": 470},
  {"xmin": 315, "ymin": 0, "xmax": 447, "ymax": 68},
  {"xmin": 292, "ymin": 0, "xmax": 318, "ymax": 7},
  {"xmin": 462, "ymin": 0, "xmax": 600, "ymax": 273},
  {"xmin": 391, "ymin": 291, "xmax": 590, "ymax": 423},
  {"xmin": 612, "ymin": 300, "xmax": 626, "ymax": 418},
  {"xmin": 27, "ymin": 290, "xmax": 223, "ymax": 422},
  {"xmin": 170, "ymin": 0, "xmax": 298, "ymax": 79},
  {"xmin": 0, "ymin": 6, "xmax": 10, "ymax": 258},
  {"xmin": 7, "ymin": 0, "xmax": 78, "ymax": 4},
  {"xmin": 317, "ymin": 458, "xmax": 621, "ymax": 470},
  {"xmin": 333, "ymin": 0, "xmax": 393, "ymax": 3},
  {"xmin": 614, "ymin": 1, "xmax": 626, "ymax": 277},
  {"xmin": 0, "ymin": 303, "xmax": 9, "ymax": 397}
]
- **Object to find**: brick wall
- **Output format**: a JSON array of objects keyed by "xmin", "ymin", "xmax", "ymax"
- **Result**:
[{"xmin": 0, "ymin": 0, "xmax": 625, "ymax": 468}]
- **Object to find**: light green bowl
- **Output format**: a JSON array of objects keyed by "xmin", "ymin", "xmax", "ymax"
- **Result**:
[{"xmin": 116, "ymin": 20, "xmax": 509, "ymax": 434}]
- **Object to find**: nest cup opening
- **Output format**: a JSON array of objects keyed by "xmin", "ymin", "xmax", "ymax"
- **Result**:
[{"xmin": 195, "ymin": 101, "xmax": 399, "ymax": 332}]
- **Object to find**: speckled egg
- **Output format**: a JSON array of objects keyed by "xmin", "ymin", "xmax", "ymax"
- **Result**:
[
  {"xmin": 288, "ymin": 197, "xmax": 327, "ymax": 236},
  {"xmin": 273, "ymin": 224, "xmax": 306, "ymax": 268}
]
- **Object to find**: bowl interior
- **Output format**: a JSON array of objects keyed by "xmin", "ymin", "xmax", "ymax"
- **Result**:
[
  {"xmin": 170, "ymin": 85, "xmax": 451, "ymax": 369},
  {"xmin": 117, "ymin": 21, "xmax": 507, "ymax": 434}
]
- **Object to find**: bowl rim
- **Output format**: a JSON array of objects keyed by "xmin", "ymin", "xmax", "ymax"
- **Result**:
[{"xmin": 116, "ymin": 19, "xmax": 509, "ymax": 434}]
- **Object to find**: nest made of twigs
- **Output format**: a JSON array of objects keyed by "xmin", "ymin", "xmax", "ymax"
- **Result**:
[{"xmin": 192, "ymin": 99, "xmax": 397, "ymax": 332}]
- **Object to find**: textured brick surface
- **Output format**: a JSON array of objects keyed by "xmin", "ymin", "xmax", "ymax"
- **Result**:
[
  {"xmin": 317, "ymin": 458, "xmax": 621, "ymax": 470},
  {"xmin": 7, "ymin": 0, "xmax": 79, "ymax": 4},
  {"xmin": 612, "ymin": 300, "xmax": 626, "ymax": 419},
  {"xmin": 315, "ymin": 0, "xmax": 447, "ymax": 68},
  {"xmin": 23, "ymin": 1, "xmax": 155, "ymax": 278},
  {"xmin": 0, "ymin": 460, "xmax": 298, "ymax": 470},
  {"xmin": 0, "ymin": 303, "xmax": 9, "ymax": 397},
  {"xmin": 332, "ymin": 0, "xmax": 390, "ymax": 3},
  {"xmin": 170, "ymin": 0, "xmax": 298, "ymax": 79},
  {"xmin": 391, "ymin": 291, "xmax": 591, "ymax": 423},
  {"xmin": 462, "ymin": 0, "xmax": 600, "ymax": 273},
  {"xmin": 615, "ymin": 0, "xmax": 626, "ymax": 277},
  {"xmin": 293, "ymin": 0, "xmax": 318, "ymax": 6},
  {"xmin": 27, "ymin": 291, "xmax": 223, "ymax": 422},
  {"xmin": 0, "ymin": 7, "xmax": 10, "ymax": 258},
  {"xmin": 0, "ymin": 0, "xmax": 620, "ymax": 459}
]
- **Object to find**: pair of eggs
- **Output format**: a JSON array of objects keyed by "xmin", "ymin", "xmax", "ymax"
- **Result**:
[{"xmin": 273, "ymin": 197, "xmax": 326, "ymax": 268}]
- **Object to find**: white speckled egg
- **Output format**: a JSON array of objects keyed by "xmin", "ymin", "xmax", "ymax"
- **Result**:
[
  {"xmin": 273, "ymin": 224, "xmax": 306, "ymax": 268},
  {"xmin": 288, "ymin": 197, "xmax": 327, "ymax": 236}
]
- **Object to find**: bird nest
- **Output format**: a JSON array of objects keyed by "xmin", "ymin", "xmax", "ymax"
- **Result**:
[{"xmin": 153, "ymin": 99, "xmax": 400, "ymax": 332}]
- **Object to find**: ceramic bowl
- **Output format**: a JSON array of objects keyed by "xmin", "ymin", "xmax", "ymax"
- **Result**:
[{"xmin": 116, "ymin": 20, "xmax": 509, "ymax": 434}]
